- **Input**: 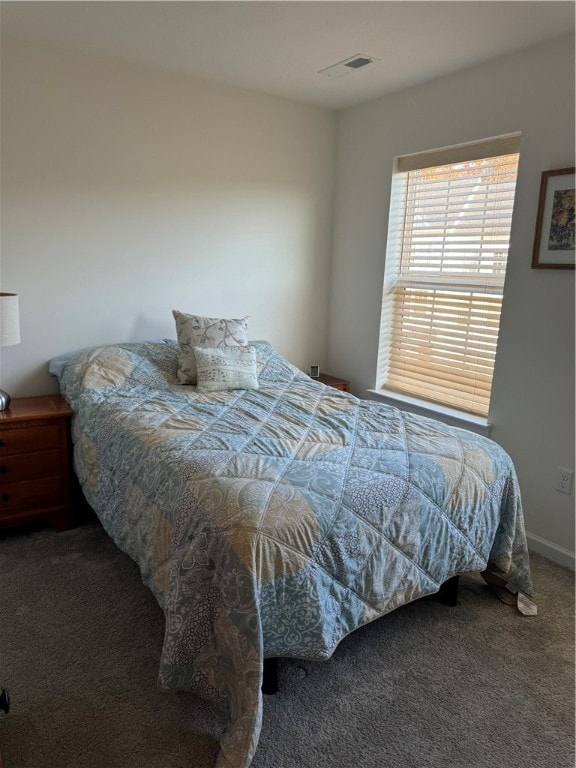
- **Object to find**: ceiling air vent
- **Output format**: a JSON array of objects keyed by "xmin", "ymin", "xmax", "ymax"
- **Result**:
[
  {"xmin": 345, "ymin": 56, "xmax": 372, "ymax": 69},
  {"xmin": 319, "ymin": 54, "xmax": 379, "ymax": 78}
]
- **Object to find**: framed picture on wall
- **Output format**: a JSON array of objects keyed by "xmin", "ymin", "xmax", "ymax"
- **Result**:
[{"xmin": 531, "ymin": 167, "xmax": 575, "ymax": 269}]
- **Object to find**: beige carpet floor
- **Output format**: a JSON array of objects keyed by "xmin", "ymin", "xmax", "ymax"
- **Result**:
[{"xmin": 0, "ymin": 521, "xmax": 573, "ymax": 768}]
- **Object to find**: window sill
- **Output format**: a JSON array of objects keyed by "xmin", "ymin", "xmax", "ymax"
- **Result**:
[{"xmin": 366, "ymin": 389, "xmax": 492, "ymax": 437}]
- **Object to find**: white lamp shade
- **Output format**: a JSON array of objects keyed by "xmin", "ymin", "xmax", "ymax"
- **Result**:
[{"xmin": 0, "ymin": 293, "xmax": 21, "ymax": 346}]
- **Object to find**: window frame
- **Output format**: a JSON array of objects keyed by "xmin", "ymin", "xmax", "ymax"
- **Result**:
[{"xmin": 375, "ymin": 134, "xmax": 521, "ymax": 425}]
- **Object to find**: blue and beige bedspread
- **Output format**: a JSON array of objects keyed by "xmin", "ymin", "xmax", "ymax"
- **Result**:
[{"xmin": 55, "ymin": 340, "xmax": 532, "ymax": 768}]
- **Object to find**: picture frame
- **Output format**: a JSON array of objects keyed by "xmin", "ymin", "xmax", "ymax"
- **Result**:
[{"xmin": 531, "ymin": 167, "xmax": 575, "ymax": 269}]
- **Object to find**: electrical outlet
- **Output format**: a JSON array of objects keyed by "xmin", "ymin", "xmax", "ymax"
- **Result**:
[{"xmin": 555, "ymin": 467, "xmax": 574, "ymax": 494}]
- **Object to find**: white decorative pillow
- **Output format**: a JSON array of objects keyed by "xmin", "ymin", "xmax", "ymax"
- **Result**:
[
  {"xmin": 193, "ymin": 345, "xmax": 259, "ymax": 392},
  {"xmin": 172, "ymin": 310, "xmax": 249, "ymax": 384}
]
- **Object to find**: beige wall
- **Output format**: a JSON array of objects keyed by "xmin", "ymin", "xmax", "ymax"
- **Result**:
[
  {"xmin": 329, "ymin": 35, "xmax": 575, "ymax": 565},
  {"xmin": 0, "ymin": 39, "xmax": 336, "ymax": 394}
]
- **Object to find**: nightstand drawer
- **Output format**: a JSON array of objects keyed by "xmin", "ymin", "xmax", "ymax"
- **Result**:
[
  {"xmin": 0, "ymin": 476, "xmax": 63, "ymax": 514},
  {"xmin": 0, "ymin": 450, "xmax": 61, "ymax": 483},
  {"xmin": 0, "ymin": 425, "xmax": 60, "ymax": 455}
]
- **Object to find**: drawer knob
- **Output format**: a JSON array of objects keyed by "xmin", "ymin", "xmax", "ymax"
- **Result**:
[
  {"xmin": 0, "ymin": 440, "xmax": 6, "ymax": 448},
  {"xmin": 0, "ymin": 465, "xmax": 6, "ymax": 474},
  {"xmin": 1, "ymin": 494, "xmax": 9, "ymax": 502}
]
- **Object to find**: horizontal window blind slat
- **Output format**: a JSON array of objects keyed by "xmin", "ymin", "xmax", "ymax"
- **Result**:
[
  {"xmin": 399, "ymin": 245, "xmax": 506, "ymax": 252},
  {"xmin": 391, "ymin": 312, "xmax": 502, "ymax": 333},
  {"xmin": 404, "ymin": 179, "xmax": 518, "ymax": 195},
  {"xmin": 399, "ymin": 193, "xmax": 517, "ymax": 207},
  {"xmin": 404, "ymin": 176, "xmax": 518, "ymax": 191},
  {"xmin": 402, "ymin": 191, "xmax": 518, "ymax": 204},
  {"xmin": 390, "ymin": 288, "xmax": 503, "ymax": 308},
  {"xmin": 399, "ymin": 261, "xmax": 508, "ymax": 269},
  {"xmin": 391, "ymin": 223, "xmax": 514, "ymax": 232},
  {"xmin": 391, "ymin": 323, "xmax": 500, "ymax": 343},
  {"xmin": 396, "ymin": 275, "xmax": 506, "ymax": 286},
  {"xmin": 393, "ymin": 257, "xmax": 510, "ymax": 266},
  {"xmin": 393, "ymin": 307, "xmax": 501, "ymax": 321},
  {"xmin": 391, "ymin": 341, "xmax": 500, "ymax": 356}
]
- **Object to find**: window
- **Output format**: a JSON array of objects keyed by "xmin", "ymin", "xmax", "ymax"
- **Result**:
[{"xmin": 377, "ymin": 134, "xmax": 521, "ymax": 418}]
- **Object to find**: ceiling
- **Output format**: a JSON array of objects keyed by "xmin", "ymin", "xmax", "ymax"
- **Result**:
[{"xmin": 1, "ymin": 1, "xmax": 574, "ymax": 110}]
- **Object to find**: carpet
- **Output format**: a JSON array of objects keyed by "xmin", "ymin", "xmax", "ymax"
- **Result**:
[{"xmin": 0, "ymin": 522, "xmax": 573, "ymax": 768}]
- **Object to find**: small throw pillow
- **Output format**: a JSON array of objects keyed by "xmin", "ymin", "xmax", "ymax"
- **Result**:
[
  {"xmin": 173, "ymin": 310, "xmax": 249, "ymax": 384},
  {"xmin": 193, "ymin": 345, "xmax": 259, "ymax": 392}
]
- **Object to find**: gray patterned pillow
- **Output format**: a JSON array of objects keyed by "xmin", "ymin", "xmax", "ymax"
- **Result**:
[
  {"xmin": 172, "ymin": 310, "xmax": 249, "ymax": 384},
  {"xmin": 193, "ymin": 345, "xmax": 259, "ymax": 392}
]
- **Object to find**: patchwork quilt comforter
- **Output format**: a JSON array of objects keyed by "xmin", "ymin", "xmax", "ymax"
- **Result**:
[{"xmin": 54, "ymin": 340, "xmax": 532, "ymax": 768}]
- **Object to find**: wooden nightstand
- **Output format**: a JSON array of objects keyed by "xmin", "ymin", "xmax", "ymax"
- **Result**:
[
  {"xmin": 317, "ymin": 373, "xmax": 351, "ymax": 392},
  {"xmin": 0, "ymin": 395, "xmax": 75, "ymax": 532}
]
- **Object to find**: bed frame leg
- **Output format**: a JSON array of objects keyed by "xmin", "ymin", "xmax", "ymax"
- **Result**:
[
  {"xmin": 262, "ymin": 658, "xmax": 279, "ymax": 695},
  {"xmin": 437, "ymin": 575, "xmax": 459, "ymax": 606},
  {"xmin": 261, "ymin": 580, "xmax": 459, "ymax": 696}
]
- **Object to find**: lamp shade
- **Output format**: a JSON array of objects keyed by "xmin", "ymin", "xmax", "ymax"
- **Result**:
[{"xmin": 0, "ymin": 293, "xmax": 21, "ymax": 347}]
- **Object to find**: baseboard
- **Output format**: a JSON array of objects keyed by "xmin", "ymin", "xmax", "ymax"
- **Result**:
[{"xmin": 527, "ymin": 532, "xmax": 575, "ymax": 570}]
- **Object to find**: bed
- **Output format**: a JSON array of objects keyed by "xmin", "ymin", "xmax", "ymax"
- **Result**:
[{"xmin": 50, "ymin": 337, "xmax": 533, "ymax": 768}]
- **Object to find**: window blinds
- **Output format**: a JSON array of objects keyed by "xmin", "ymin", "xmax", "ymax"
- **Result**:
[{"xmin": 379, "ymin": 139, "xmax": 520, "ymax": 417}]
